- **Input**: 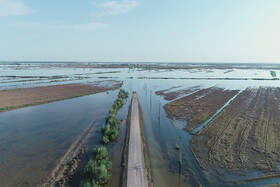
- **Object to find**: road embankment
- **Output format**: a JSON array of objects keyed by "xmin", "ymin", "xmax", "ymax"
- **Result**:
[{"xmin": 125, "ymin": 92, "xmax": 150, "ymax": 187}]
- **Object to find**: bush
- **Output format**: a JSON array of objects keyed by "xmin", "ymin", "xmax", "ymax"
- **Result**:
[
  {"xmin": 82, "ymin": 90, "xmax": 129, "ymax": 186},
  {"xmin": 80, "ymin": 180, "xmax": 95, "ymax": 187},
  {"xmin": 81, "ymin": 146, "xmax": 112, "ymax": 186},
  {"xmin": 101, "ymin": 135, "xmax": 109, "ymax": 144},
  {"xmin": 93, "ymin": 146, "xmax": 108, "ymax": 160},
  {"xmin": 110, "ymin": 128, "xmax": 119, "ymax": 140},
  {"xmin": 101, "ymin": 89, "xmax": 129, "ymax": 144}
]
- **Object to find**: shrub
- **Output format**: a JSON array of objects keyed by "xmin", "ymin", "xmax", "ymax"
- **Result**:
[
  {"xmin": 81, "ymin": 146, "xmax": 112, "ymax": 186},
  {"xmin": 110, "ymin": 128, "xmax": 119, "ymax": 140},
  {"xmin": 101, "ymin": 89, "xmax": 129, "ymax": 144},
  {"xmin": 93, "ymin": 146, "xmax": 108, "ymax": 160},
  {"xmin": 101, "ymin": 135, "xmax": 109, "ymax": 144}
]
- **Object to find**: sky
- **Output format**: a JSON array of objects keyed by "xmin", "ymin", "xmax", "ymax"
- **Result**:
[{"xmin": 0, "ymin": 0, "xmax": 280, "ymax": 63}]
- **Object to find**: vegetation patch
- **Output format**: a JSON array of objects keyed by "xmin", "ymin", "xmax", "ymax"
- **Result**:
[
  {"xmin": 101, "ymin": 89, "xmax": 129, "ymax": 144},
  {"xmin": 80, "ymin": 146, "xmax": 112, "ymax": 187},
  {"xmin": 80, "ymin": 88, "xmax": 129, "ymax": 187}
]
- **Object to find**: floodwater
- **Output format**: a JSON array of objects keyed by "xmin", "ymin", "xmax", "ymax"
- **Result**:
[
  {"xmin": 0, "ymin": 90, "xmax": 117, "ymax": 186},
  {"xmin": 0, "ymin": 63, "xmax": 280, "ymax": 186},
  {"xmin": 121, "ymin": 78, "xmax": 280, "ymax": 187}
]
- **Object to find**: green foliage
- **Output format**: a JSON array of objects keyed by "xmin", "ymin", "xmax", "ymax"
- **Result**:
[
  {"xmin": 101, "ymin": 135, "xmax": 109, "ymax": 144},
  {"xmin": 80, "ymin": 146, "xmax": 112, "ymax": 187},
  {"xmin": 101, "ymin": 89, "xmax": 129, "ymax": 144},
  {"xmin": 118, "ymin": 89, "xmax": 129, "ymax": 99},
  {"xmin": 270, "ymin": 70, "xmax": 277, "ymax": 78},
  {"xmin": 80, "ymin": 180, "xmax": 93, "ymax": 187},
  {"xmin": 110, "ymin": 128, "xmax": 119, "ymax": 140},
  {"xmin": 93, "ymin": 146, "xmax": 108, "ymax": 160},
  {"xmin": 83, "ymin": 89, "xmax": 129, "ymax": 186}
]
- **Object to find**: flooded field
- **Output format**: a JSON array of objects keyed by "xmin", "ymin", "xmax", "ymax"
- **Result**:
[
  {"xmin": 191, "ymin": 87, "xmax": 280, "ymax": 183},
  {"xmin": 0, "ymin": 92, "xmax": 116, "ymax": 186},
  {"xmin": 0, "ymin": 62, "xmax": 280, "ymax": 186},
  {"xmin": 163, "ymin": 87, "xmax": 239, "ymax": 131}
]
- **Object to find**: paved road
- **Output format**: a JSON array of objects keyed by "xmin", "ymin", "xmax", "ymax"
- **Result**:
[{"xmin": 127, "ymin": 92, "xmax": 148, "ymax": 187}]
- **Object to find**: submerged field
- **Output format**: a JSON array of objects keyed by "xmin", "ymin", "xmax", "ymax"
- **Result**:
[
  {"xmin": 162, "ymin": 87, "xmax": 239, "ymax": 131},
  {"xmin": 0, "ymin": 62, "xmax": 280, "ymax": 187},
  {"xmin": 191, "ymin": 87, "xmax": 280, "ymax": 181}
]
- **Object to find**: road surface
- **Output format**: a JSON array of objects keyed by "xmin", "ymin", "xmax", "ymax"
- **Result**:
[{"xmin": 127, "ymin": 92, "xmax": 148, "ymax": 187}]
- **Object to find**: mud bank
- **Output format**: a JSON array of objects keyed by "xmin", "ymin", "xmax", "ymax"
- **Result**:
[
  {"xmin": 191, "ymin": 87, "xmax": 280, "ymax": 179},
  {"xmin": 0, "ymin": 81, "xmax": 121, "ymax": 112},
  {"xmin": 163, "ymin": 87, "xmax": 238, "ymax": 131}
]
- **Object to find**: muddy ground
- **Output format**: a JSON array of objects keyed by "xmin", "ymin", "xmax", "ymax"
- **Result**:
[
  {"xmin": 163, "ymin": 87, "xmax": 238, "ymax": 131},
  {"xmin": 0, "ymin": 81, "xmax": 121, "ymax": 111},
  {"xmin": 155, "ymin": 86, "xmax": 200, "ymax": 101},
  {"xmin": 191, "ymin": 87, "xmax": 280, "ymax": 178}
]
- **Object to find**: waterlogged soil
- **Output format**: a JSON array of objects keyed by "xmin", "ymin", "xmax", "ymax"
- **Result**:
[
  {"xmin": 164, "ymin": 87, "xmax": 239, "ymax": 131},
  {"xmin": 155, "ymin": 86, "xmax": 200, "ymax": 101},
  {"xmin": 0, "ymin": 81, "xmax": 121, "ymax": 111},
  {"xmin": 191, "ymin": 87, "xmax": 280, "ymax": 179}
]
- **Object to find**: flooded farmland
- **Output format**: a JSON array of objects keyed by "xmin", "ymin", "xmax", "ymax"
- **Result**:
[{"xmin": 0, "ymin": 62, "xmax": 280, "ymax": 186}]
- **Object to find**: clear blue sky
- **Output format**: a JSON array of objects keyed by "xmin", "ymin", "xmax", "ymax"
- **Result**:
[{"xmin": 0, "ymin": 0, "xmax": 279, "ymax": 63}]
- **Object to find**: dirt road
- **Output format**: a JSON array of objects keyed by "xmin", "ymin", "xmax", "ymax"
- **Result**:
[{"xmin": 127, "ymin": 92, "xmax": 148, "ymax": 187}]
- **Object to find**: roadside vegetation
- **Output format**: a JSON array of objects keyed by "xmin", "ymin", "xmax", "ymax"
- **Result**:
[
  {"xmin": 80, "ymin": 146, "xmax": 112, "ymax": 187},
  {"xmin": 81, "ymin": 88, "xmax": 129, "ymax": 186},
  {"xmin": 101, "ymin": 89, "xmax": 129, "ymax": 144}
]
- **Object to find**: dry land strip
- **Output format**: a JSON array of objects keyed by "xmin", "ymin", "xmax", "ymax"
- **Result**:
[{"xmin": 0, "ymin": 81, "xmax": 121, "ymax": 112}]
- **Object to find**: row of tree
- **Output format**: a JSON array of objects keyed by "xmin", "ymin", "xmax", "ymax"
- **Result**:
[
  {"xmin": 80, "ymin": 89, "xmax": 129, "ymax": 187},
  {"xmin": 101, "ymin": 89, "xmax": 129, "ymax": 144},
  {"xmin": 80, "ymin": 146, "xmax": 111, "ymax": 187}
]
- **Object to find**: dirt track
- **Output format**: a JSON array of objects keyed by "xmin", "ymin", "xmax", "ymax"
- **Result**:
[
  {"xmin": 0, "ymin": 81, "xmax": 121, "ymax": 111},
  {"xmin": 164, "ymin": 87, "xmax": 238, "ymax": 131},
  {"xmin": 191, "ymin": 87, "xmax": 280, "ymax": 176}
]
